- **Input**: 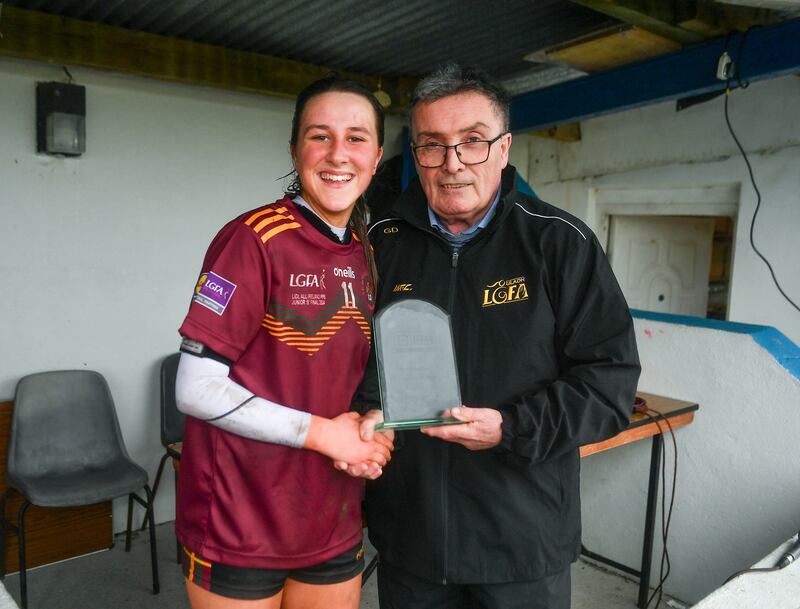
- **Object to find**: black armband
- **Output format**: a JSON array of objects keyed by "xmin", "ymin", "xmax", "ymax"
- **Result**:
[{"xmin": 179, "ymin": 338, "xmax": 233, "ymax": 367}]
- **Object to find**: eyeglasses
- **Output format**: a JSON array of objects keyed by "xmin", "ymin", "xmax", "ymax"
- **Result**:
[{"xmin": 412, "ymin": 132, "xmax": 509, "ymax": 168}]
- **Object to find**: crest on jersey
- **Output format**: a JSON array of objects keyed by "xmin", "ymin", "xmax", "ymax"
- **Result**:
[{"xmin": 193, "ymin": 271, "xmax": 237, "ymax": 315}]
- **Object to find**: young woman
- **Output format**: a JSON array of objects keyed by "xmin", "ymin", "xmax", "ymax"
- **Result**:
[{"xmin": 174, "ymin": 76, "xmax": 391, "ymax": 609}]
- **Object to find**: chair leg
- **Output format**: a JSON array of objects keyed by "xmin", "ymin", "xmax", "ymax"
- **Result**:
[
  {"xmin": 18, "ymin": 501, "xmax": 31, "ymax": 609},
  {"xmin": 0, "ymin": 489, "xmax": 11, "ymax": 578},
  {"xmin": 141, "ymin": 453, "xmax": 169, "ymax": 531},
  {"xmin": 362, "ymin": 553, "xmax": 379, "ymax": 586},
  {"xmin": 125, "ymin": 494, "xmax": 134, "ymax": 552},
  {"xmin": 131, "ymin": 487, "xmax": 160, "ymax": 595},
  {"xmin": 174, "ymin": 466, "xmax": 181, "ymax": 564}
]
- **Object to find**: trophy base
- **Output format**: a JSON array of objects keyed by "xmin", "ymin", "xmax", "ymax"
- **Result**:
[{"xmin": 376, "ymin": 417, "xmax": 461, "ymax": 431}]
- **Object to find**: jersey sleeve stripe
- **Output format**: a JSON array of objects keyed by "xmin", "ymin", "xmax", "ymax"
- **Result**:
[
  {"xmin": 260, "ymin": 222, "xmax": 302, "ymax": 243},
  {"xmin": 245, "ymin": 206, "xmax": 287, "ymax": 226},
  {"xmin": 253, "ymin": 212, "xmax": 296, "ymax": 233}
]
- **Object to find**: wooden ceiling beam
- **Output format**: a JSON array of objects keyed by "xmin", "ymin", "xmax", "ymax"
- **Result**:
[
  {"xmin": 568, "ymin": 0, "xmax": 705, "ymax": 43},
  {"xmin": 0, "ymin": 6, "xmax": 416, "ymax": 112}
]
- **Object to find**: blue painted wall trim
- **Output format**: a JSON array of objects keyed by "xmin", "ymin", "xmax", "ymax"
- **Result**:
[
  {"xmin": 400, "ymin": 126, "xmax": 416, "ymax": 191},
  {"xmin": 515, "ymin": 173, "xmax": 536, "ymax": 197},
  {"xmin": 631, "ymin": 309, "xmax": 800, "ymax": 380},
  {"xmin": 510, "ymin": 18, "xmax": 800, "ymax": 132}
]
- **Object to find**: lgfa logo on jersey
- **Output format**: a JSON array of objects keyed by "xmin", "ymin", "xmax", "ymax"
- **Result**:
[
  {"xmin": 193, "ymin": 271, "xmax": 237, "ymax": 315},
  {"xmin": 482, "ymin": 276, "xmax": 528, "ymax": 307},
  {"xmin": 290, "ymin": 269, "xmax": 326, "ymax": 288}
]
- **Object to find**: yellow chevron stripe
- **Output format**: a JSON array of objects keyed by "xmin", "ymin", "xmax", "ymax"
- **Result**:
[{"xmin": 262, "ymin": 307, "xmax": 371, "ymax": 355}]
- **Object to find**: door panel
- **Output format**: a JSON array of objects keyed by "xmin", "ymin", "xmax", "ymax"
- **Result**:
[{"xmin": 609, "ymin": 216, "xmax": 714, "ymax": 316}]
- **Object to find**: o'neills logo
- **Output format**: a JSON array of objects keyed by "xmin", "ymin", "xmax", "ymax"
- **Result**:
[{"xmin": 482, "ymin": 276, "xmax": 528, "ymax": 307}]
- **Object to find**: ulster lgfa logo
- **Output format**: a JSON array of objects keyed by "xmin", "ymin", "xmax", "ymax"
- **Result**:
[{"xmin": 482, "ymin": 276, "xmax": 528, "ymax": 307}]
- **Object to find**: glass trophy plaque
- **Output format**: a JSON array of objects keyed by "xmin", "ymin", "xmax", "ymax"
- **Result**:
[{"xmin": 374, "ymin": 299, "xmax": 462, "ymax": 430}]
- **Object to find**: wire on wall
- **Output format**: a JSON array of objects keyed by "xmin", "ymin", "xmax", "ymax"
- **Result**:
[{"xmin": 724, "ymin": 29, "xmax": 800, "ymax": 314}]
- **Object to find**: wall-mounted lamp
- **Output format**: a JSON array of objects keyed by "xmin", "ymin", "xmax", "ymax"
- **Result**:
[{"xmin": 36, "ymin": 82, "xmax": 86, "ymax": 156}]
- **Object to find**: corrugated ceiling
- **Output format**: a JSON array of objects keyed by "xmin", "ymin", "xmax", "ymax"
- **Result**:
[{"xmin": 3, "ymin": 0, "xmax": 616, "ymax": 80}]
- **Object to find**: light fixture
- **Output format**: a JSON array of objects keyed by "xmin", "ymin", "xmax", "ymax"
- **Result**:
[
  {"xmin": 373, "ymin": 77, "xmax": 392, "ymax": 109},
  {"xmin": 36, "ymin": 81, "xmax": 86, "ymax": 156}
]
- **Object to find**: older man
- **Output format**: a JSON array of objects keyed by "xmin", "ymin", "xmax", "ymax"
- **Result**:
[{"xmin": 359, "ymin": 64, "xmax": 641, "ymax": 609}]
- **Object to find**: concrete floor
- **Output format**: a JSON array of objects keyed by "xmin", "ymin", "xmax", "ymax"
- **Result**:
[{"xmin": 0, "ymin": 522, "xmax": 686, "ymax": 609}]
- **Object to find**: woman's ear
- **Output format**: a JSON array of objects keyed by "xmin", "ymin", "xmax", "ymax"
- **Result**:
[{"xmin": 373, "ymin": 147, "xmax": 385, "ymax": 175}]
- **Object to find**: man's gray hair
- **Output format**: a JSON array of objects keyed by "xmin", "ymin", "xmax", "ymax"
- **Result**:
[{"xmin": 409, "ymin": 63, "xmax": 510, "ymax": 131}]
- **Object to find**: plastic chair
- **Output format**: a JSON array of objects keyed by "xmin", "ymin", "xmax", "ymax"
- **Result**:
[
  {"xmin": 1, "ymin": 370, "xmax": 159, "ymax": 609},
  {"xmin": 137, "ymin": 353, "xmax": 183, "ymax": 561},
  {"xmin": 140, "ymin": 354, "xmax": 183, "ymax": 522}
]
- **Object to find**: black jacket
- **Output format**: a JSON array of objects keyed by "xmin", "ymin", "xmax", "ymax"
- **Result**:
[{"xmin": 360, "ymin": 166, "xmax": 641, "ymax": 583}]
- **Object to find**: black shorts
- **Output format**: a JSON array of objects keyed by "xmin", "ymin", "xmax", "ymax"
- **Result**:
[{"xmin": 181, "ymin": 541, "xmax": 365, "ymax": 600}]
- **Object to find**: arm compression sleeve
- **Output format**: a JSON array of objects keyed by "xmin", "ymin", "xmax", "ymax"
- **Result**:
[{"xmin": 175, "ymin": 352, "xmax": 311, "ymax": 448}]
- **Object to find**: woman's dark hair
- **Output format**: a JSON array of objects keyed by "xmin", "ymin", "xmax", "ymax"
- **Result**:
[{"xmin": 287, "ymin": 75, "xmax": 385, "ymax": 294}]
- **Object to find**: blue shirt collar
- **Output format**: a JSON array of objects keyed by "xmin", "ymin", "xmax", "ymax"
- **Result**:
[{"xmin": 427, "ymin": 187, "xmax": 502, "ymax": 242}]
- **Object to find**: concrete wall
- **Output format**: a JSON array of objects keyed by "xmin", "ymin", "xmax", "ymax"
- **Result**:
[
  {"xmin": 523, "ymin": 74, "xmax": 800, "ymax": 345},
  {"xmin": 0, "ymin": 56, "xmax": 405, "ymax": 530},
  {"xmin": 582, "ymin": 317, "xmax": 800, "ymax": 604}
]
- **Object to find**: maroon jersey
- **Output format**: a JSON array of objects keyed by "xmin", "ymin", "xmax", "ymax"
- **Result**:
[{"xmin": 176, "ymin": 196, "xmax": 374, "ymax": 569}]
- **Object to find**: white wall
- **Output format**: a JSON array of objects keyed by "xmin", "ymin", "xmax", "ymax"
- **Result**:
[
  {"xmin": 524, "ymin": 74, "xmax": 800, "ymax": 345},
  {"xmin": 0, "ymin": 56, "xmax": 405, "ymax": 530},
  {"xmin": 521, "ymin": 72, "xmax": 800, "ymax": 604},
  {"xmin": 581, "ymin": 319, "xmax": 800, "ymax": 603}
]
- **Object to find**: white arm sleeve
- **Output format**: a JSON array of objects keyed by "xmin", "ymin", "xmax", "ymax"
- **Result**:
[{"xmin": 175, "ymin": 352, "xmax": 311, "ymax": 448}]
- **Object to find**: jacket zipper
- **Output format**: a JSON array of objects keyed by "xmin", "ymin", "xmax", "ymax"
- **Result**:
[{"xmin": 441, "ymin": 246, "xmax": 460, "ymax": 584}]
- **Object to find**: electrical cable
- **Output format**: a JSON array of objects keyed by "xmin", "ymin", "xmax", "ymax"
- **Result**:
[
  {"xmin": 641, "ymin": 408, "xmax": 678, "ymax": 609},
  {"xmin": 723, "ymin": 531, "xmax": 800, "ymax": 584},
  {"xmin": 632, "ymin": 398, "xmax": 679, "ymax": 609},
  {"xmin": 723, "ymin": 29, "xmax": 800, "ymax": 313}
]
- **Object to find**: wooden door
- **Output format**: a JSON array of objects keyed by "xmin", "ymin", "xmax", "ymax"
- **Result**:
[{"xmin": 608, "ymin": 216, "xmax": 714, "ymax": 316}]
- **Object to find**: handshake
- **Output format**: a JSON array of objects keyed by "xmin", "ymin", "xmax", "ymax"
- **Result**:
[
  {"xmin": 305, "ymin": 409, "xmax": 394, "ymax": 480},
  {"xmin": 306, "ymin": 405, "xmax": 504, "ymax": 479}
]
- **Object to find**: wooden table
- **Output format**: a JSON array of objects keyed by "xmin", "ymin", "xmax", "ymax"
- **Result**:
[{"xmin": 580, "ymin": 392, "xmax": 699, "ymax": 609}]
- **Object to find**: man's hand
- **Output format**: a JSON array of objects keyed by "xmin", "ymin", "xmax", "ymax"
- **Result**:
[
  {"xmin": 421, "ymin": 405, "xmax": 502, "ymax": 450},
  {"xmin": 333, "ymin": 410, "xmax": 395, "ymax": 479}
]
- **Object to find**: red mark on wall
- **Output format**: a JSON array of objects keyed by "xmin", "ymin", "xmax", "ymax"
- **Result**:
[{"xmin": 644, "ymin": 329, "xmax": 653, "ymax": 338}]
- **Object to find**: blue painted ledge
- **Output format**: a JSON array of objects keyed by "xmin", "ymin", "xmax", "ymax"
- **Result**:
[{"xmin": 631, "ymin": 310, "xmax": 800, "ymax": 381}]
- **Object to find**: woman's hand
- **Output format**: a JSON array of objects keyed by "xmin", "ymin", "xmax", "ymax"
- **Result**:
[
  {"xmin": 306, "ymin": 412, "xmax": 393, "ymax": 475},
  {"xmin": 332, "ymin": 410, "xmax": 395, "ymax": 479}
]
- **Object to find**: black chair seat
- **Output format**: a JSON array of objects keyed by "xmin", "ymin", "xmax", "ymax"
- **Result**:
[{"xmin": 6, "ymin": 460, "xmax": 148, "ymax": 508}]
